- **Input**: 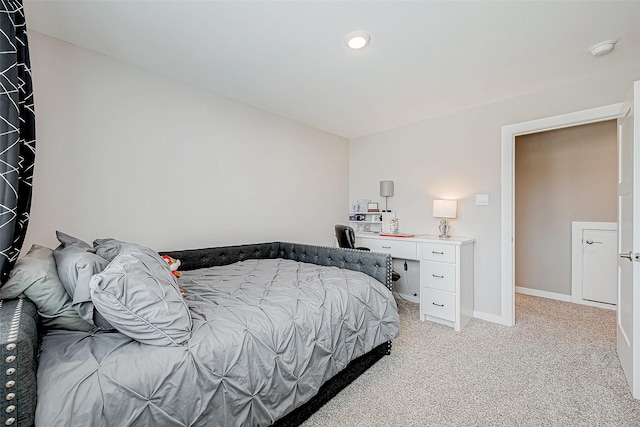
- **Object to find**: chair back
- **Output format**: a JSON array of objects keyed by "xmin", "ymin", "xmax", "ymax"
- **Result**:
[{"xmin": 334, "ymin": 224, "xmax": 357, "ymax": 249}]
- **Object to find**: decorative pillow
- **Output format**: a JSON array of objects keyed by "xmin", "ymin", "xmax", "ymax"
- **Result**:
[
  {"xmin": 53, "ymin": 231, "xmax": 113, "ymax": 329},
  {"xmin": 93, "ymin": 237, "xmax": 128, "ymax": 262},
  {"xmin": 0, "ymin": 245, "xmax": 94, "ymax": 331},
  {"xmin": 55, "ymin": 231, "xmax": 91, "ymax": 248},
  {"xmin": 89, "ymin": 241, "xmax": 192, "ymax": 346}
]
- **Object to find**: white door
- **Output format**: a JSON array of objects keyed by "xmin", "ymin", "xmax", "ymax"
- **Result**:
[
  {"xmin": 583, "ymin": 229, "xmax": 617, "ymax": 305},
  {"xmin": 617, "ymin": 80, "xmax": 640, "ymax": 399}
]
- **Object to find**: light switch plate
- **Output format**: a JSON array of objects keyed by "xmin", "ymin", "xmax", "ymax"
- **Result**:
[{"xmin": 476, "ymin": 194, "xmax": 489, "ymax": 206}]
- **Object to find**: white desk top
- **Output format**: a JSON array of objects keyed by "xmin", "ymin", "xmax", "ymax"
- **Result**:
[{"xmin": 355, "ymin": 233, "xmax": 475, "ymax": 245}]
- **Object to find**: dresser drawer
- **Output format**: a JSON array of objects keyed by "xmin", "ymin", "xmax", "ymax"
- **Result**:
[
  {"xmin": 418, "ymin": 242, "xmax": 456, "ymax": 263},
  {"xmin": 358, "ymin": 238, "xmax": 417, "ymax": 260},
  {"xmin": 421, "ymin": 261, "xmax": 456, "ymax": 292},
  {"xmin": 421, "ymin": 288, "xmax": 456, "ymax": 322}
]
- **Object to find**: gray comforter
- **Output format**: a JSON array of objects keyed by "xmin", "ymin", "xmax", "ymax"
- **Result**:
[{"xmin": 35, "ymin": 259, "xmax": 400, "ymax": 426}]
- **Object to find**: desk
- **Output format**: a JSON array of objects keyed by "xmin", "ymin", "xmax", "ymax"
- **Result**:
[{"xmin": 355, "ymin": 233, "xmax": 475, "ymax": 331}]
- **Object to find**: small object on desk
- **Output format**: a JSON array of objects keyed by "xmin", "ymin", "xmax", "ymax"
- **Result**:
[
  {"xmin": 367, "ymin": 202, "xmax": 379, "ymax": 212},
  {"xmin": 357, "ymin": 199, "xmax": 370, "ymax": 212},
  {"xmin": 390, "ymin": 217, "xmax": 399, "ymax": 233},
  {"xmin": 381, "ymin": 212, "xmax": 395, "ymax": 234},
  {"xmin": 433, "ymin": 199, "xmax": 458, "ymax": 238},
  {"xmin": 379, "ymin": 233, "xmax": 415, "ymax": 238},
  {"xmin": 380, "ymin": 180, "xmax": 394, "ymax": 212}
]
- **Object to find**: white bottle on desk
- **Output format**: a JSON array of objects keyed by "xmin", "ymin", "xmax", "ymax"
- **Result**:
[{"xmin": 381, "ymin": 212, "xmax": 395, "ymax": 234}]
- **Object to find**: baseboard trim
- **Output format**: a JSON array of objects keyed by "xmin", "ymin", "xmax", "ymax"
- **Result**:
[
  {"xmin": 573, "ymin": 298, "xmax": 616, "ymax": 311},
  {"xmin": 516, "ymin": 286, "xmax": 616, "ymax": 311},
  {"xmin": 516, "ymin": 286, "xmax": 572, "ymax": 302},
  {"xmin": 417, "ymin": 287, "xmax": 613, "ymax": 328}
]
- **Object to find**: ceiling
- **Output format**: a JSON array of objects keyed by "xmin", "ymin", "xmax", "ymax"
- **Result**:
[{"xmin": 24, "ymin": 1, "xmax": 640, "ymax": 139}]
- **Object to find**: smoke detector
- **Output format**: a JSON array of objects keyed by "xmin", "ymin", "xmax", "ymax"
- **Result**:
[{"xmin": 589, "ymin": 40, "xmax": 616, "ymax": 57}]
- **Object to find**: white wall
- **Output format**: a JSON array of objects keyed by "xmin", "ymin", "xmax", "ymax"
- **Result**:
[
  {"xmin": 350, "ymin": 65, "xmax": 640, "ymax": 319},
  {"xmin": 24, "ymin": 30, "xmax": 640, "ymax": 322},
  {"xmin": 25, "ymin": 32, "xmax": 349, "ymax": 252}
]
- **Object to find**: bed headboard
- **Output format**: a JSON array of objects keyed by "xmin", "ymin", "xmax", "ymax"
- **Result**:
[{"xmin": 163, "ymin": 242, "xmax": 393, "ymax": 290}]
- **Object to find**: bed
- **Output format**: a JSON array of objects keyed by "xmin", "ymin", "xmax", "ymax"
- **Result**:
[{"xmin": 0, "ymin": 240, "xmax": 399, "ymax": 426}]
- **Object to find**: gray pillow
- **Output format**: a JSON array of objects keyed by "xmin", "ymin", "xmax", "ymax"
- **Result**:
[
  {"xmin": 55, "ymin": 230, "xmax": 91, "ymax": 248},
  {"xmin": 0, "ymin": 245, "xmax": 94, "ymax": 331},
  {"xmin": 93, "ymin": 237, "xmax": 127, "ymax": 262},
  {"xmin": 53, "ymin": 231, "xmax": 112, "ymax": 329},
  {"xmin": 90, "ymin": 241, "xmax": 192, "ymax": 346}
]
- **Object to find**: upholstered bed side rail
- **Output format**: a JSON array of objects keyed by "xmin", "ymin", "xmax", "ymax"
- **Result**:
[
  {"xmin": 163, "ymin": 242, "xmax": 282, "ymax": 271},
  {"xmin": 277, "ymin": 242, "xmax": 392, "ymax": 290},
  {"xmin": 0, "ymin": 297, "xmax": 39, "ymax": 427},
  {"xmin": 163, "ymin": 242, "xmax": 392, "ymax": 291}
]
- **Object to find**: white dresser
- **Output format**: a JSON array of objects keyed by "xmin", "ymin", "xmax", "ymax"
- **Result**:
[
  {"xmin": 355, "ymin": 233, "xmax": 475, "ymax": 331},
  {"xmin": 417, "ymin": 237, "xmax": 475, "ymax": 331}
]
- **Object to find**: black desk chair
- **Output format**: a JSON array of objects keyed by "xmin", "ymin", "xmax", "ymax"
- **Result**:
[{"xmin": 334, "ymin": 224, "xmax": 401, "ymax": 282}]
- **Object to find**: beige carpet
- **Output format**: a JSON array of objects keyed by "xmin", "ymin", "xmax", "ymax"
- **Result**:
[{"xmin": 302, "ymin": 294, "xmax": 640, "ymax": 426}]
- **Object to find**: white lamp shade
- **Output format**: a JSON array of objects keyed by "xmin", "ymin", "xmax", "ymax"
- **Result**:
[
  {"xmin": 433, "ymin": 199, "xmax": 457, "ymax": 219},
  {"xmin": 380, "ymin": 180, "xmax": 394, "ymax": 197}
]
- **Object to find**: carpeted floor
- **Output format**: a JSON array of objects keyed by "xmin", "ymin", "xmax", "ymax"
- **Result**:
[{"xmin": 302, "ymin": 294, "xmax": 640, "ymax": 426}]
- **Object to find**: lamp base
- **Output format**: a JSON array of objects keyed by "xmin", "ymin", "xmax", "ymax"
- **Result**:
[{"xmin": 438, "ymin": 219, "xmax": 451, "ymax": 239}]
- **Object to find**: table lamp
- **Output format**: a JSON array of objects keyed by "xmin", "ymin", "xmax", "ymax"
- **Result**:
[
  {"xmin": 380, "ymin": 180, "xmax": 394, "ymax": 212},
  {"xmin": 433, "ymin": 199, "xmax": 457, "ymax": 238}
]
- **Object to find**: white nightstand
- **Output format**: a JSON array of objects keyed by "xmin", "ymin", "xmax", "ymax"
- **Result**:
[{"xmin": 417, "ymin": 236, "xmax": 475, "ymax": 331}]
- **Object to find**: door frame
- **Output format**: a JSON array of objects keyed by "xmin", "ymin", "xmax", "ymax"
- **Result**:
[{"xmin": 500, "ymin": 103, "xmax": 623, "ymax": 326}]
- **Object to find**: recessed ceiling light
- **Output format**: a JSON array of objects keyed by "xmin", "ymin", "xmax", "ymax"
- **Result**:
[
  {"xmin": 589, "ymin": 39, "xmax": 616, "ymax": 57},
  {"xmin": 345, "ymin": 31, "xmax": 371, "ymax": 50}
]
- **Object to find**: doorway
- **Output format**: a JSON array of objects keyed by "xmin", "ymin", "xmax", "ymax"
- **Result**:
[
  {"xmin": 500, "ymin": 103, "xmax": 622, "ymax": 326},
  {"xmin": 514, "ymin": 121, "xmax": 617, "ymax": 305}
]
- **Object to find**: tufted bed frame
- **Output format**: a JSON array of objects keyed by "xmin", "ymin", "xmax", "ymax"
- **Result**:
[{"xmin": 0, "ymin": 241, "xmax": 394, "ymax": 427}]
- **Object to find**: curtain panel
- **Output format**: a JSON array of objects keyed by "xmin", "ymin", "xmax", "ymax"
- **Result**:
[{"xmin": 0, "ymin": 0, "xmax": 35, "ymax": 284}]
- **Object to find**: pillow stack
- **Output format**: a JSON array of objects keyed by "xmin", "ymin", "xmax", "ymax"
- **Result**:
[
  {"xmin": 53, "ymin": 232, "xmax": 112, "ymax": 329},
  {"xmin": 0, "ymin": 232, "xmax": 192, "ymax": 347},
  {"xmin": 0, "ymin": 244, "xmax": 94, "ymax": 332}
]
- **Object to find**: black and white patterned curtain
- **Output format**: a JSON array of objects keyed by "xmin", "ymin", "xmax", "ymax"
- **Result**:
[{"xmin": 0, "ymin": 0, "xmax": 35, "ymax": 284}]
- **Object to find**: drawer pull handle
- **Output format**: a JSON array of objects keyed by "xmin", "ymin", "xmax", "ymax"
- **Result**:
[
  {"xmin": 432, "ymin": 251, "xmax": 444, "ymax": 255},
  {"xmin": 432, "ymin": 302, "xmax": 444, "ymax": 307},
  {"xmin": 432, "ymin": 274, "xmax": 444, "ymax": 279},
  {"xmin": 382, "ymin": 246, "xmax": 391, "ymax": 249}
]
